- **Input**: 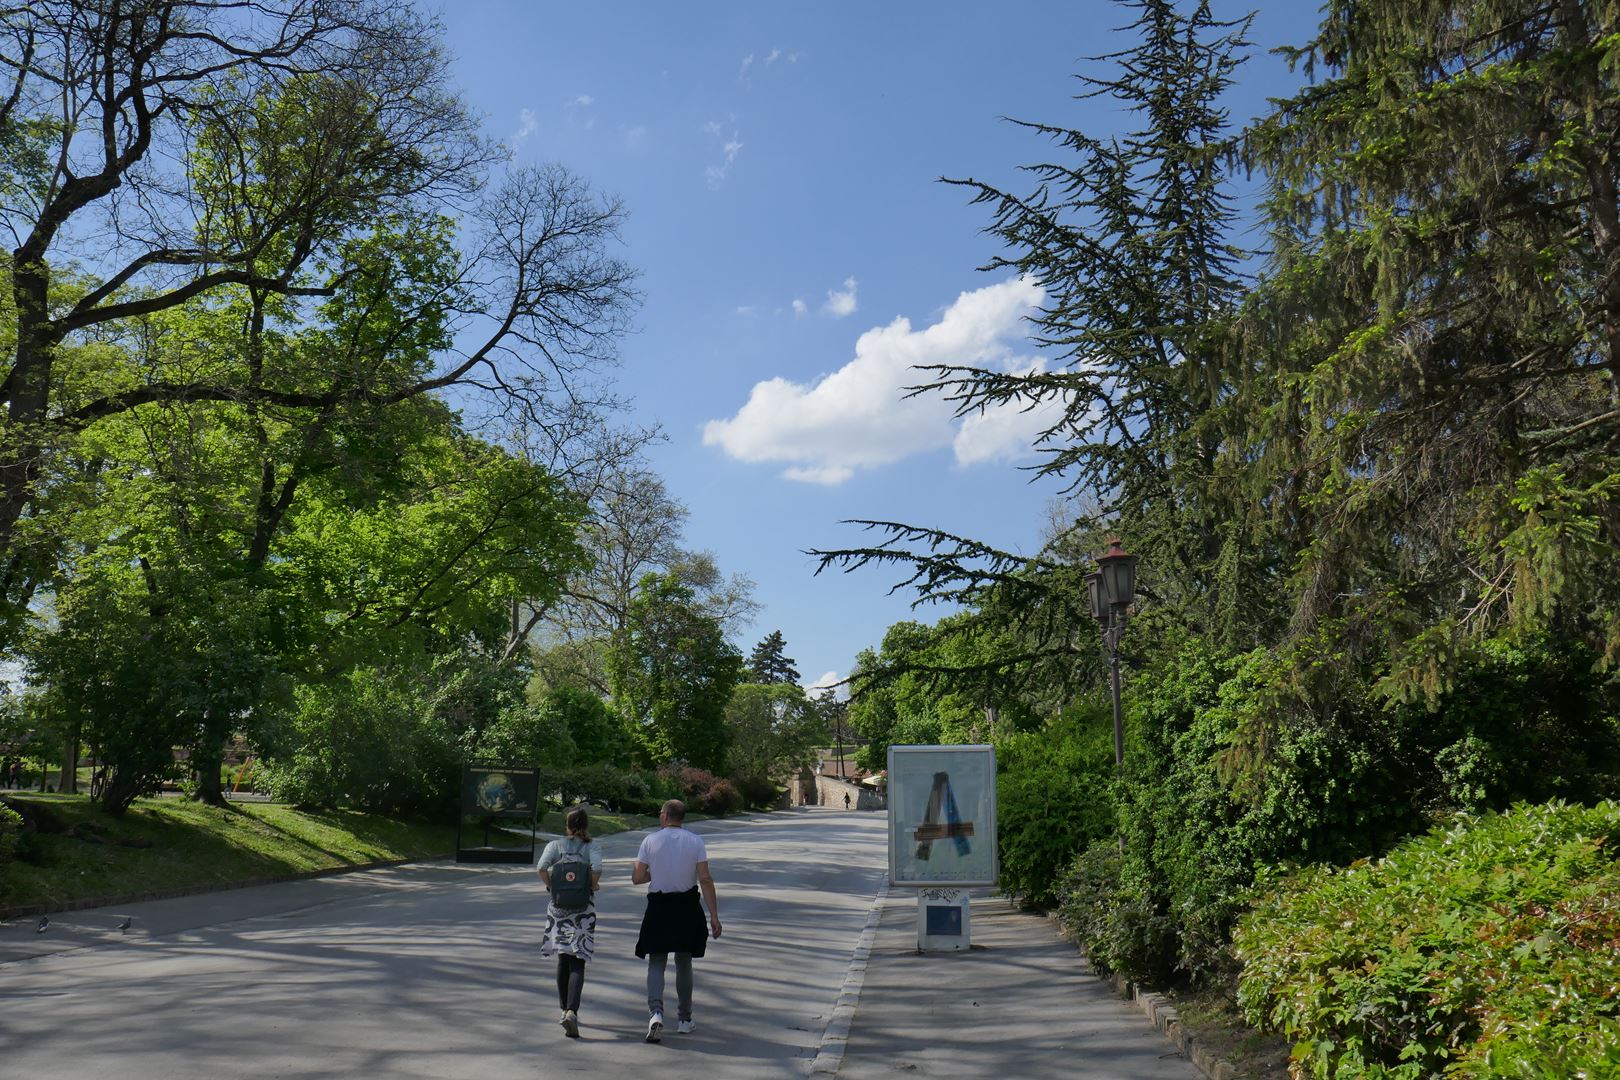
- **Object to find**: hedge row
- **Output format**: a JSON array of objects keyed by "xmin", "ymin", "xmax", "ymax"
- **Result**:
[{"xmin": 1233, "ymin": 801, "xmax": 1620, "ymax": 1079}]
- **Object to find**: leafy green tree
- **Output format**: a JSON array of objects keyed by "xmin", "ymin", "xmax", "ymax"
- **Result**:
[
  {"xmin": 746, "ymin": 630, "xmax": 800, "ymax": 685},
  {"xmin": 29, "ymin": 563, "xmax": 284, "ymax": 814},
  {"xmin": 0, "ymin": 3, "xmax": 637, "ymax": 644},
  {"xmin": 606, "ymin": 572, "xmax": 743, "ymax": 772},
  {"xmin": 522, "ymin": 466, "xmax": 757, "ymax": 693},
  {"xmin": 542, "ymin": 685, "xmax": 631, "ymax": 769},
  {"xmin": 724, "ymin": 682, "xmax": 825, "ymax": 785}
]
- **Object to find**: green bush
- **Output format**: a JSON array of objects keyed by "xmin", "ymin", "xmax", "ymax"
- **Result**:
[
  {"xmin": 1057, "ymin": 838, "xmax": 1177, "ymax": 981},
  {"xmin": 995, "ymin": 700, "xmax": 1115, "ymax": 907},
  {"xmin": 259, "ymin": 667, "xmax": 460, "ymax": 814},
  {"xmin": 477, "ymin": 699, "xmax": 576, "ymax": 772},
  {"xmin": 548, "ymin": 762, "xmax": 670, "ymax": 813},
  {"xmin": 0, "ymin": 801, "xmax": 22, "ymax": 867},
  {"xmin": 1078, "ymin": 631, "xmax": 1620, "ymax": 987},
  {"xmin": 1233, "ymin": 801, "xmax": 1620, "ymax": 1079},
  {"xmin": 1104, "ymin": 639, "xmax": 1418, "ymax": 983},
  {"xmin": 730, "ymin": 772, "xmax": 780, "ymax": 811}
]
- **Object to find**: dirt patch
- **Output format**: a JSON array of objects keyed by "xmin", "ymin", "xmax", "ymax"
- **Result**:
[{"xmin": 1164, "ymin": 985, "xmax": 1292, "ymax": 1078}]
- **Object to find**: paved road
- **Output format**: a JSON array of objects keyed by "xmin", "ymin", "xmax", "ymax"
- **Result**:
[{"xmin": 0, "ymin": 808, "xmax": 888, "ymax": 1080}]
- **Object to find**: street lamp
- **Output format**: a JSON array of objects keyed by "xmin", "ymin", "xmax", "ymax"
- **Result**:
[{"xmin": 1087, "ymin": 539, "xmax": 1139, "ymax": 771}]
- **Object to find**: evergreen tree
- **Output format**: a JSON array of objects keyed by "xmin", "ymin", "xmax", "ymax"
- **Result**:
[
  {"xmin": 815, "ymin": 0, "xmax": 1261, "ymax": 674},
  {"xmin": 1241, "ymin": 0, "xmax": 1620, "ymax": 690},
  {"xmin": 747, "ymin": 630, "xmax": 801, "ymax": 685}
]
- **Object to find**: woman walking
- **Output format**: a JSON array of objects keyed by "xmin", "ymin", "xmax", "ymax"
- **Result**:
[{"xmin": 537, "ymin": 806, "xmax": 603, "ymax": 1038}]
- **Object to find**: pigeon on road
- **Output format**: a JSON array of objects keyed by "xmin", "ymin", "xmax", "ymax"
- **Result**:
[
  {"xmin": 35, "ymin": 915, "xmax": 48, "ymax": 933},
  {"xmin": 116, "ymin": 916, "xmax": 132, "ymax": 932}
]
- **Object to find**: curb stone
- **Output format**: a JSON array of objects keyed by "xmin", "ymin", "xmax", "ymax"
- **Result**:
[
  {"xmin": 1111, "ymin": 972, "xmax": 1238, "ymax": 1080},
  {"xmin": 810, "ymin": 880, "xmax": 889, "ymax": 1074}
]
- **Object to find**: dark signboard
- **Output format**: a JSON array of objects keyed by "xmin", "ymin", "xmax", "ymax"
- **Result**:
[{"xmin": 456, "ymin": 764, "xmax": 540, "ymax": 864}]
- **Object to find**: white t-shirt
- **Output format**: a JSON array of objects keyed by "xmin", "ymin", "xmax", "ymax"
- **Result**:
[{"xmin": 635, "ymin": 826, "xmax": 709, "ymax": 893}]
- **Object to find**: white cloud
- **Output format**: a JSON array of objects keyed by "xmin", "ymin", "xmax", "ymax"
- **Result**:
[
  {"xmin": 738, "ymin": 53, "xmax": 754, "ymax": 82},
  {"xmin": 565, "ymin": 95, "xmax": 596, "ymax": 131},
  {"xmin": 624, "ymin": 124, "xmax": 647, "ymax": 148},
  {"xmin": 766, "ymin": 48, "xmax": 782, "ymax": 65},
  {"xmin": 791, "ymin": 298, "xmax": 807, "ymax": 316},
  {"xmin": 511, "ymin": 107, "xmax": 537, "ymax": 147},
  {"xmin": 704, "ymin": 122, "xmax": 743, "ymax": 187},
  {"xmin": 735, "ymin": 305, "xmax": 756, "ymax": 316},
  {"xmin": 822, "ymin": 276, "xmax": 858, "ymax": 318},
  {"xmin": 702, "ymin": 276, "xmax": 1054, "ymax": 484},
  {"xmin": 806, "ymin": 671, "xmax": 849, "ymax": 700},
  {"xmin": 952, "ymin": 358, "xmax": 1068, "ymax": 465},
  {"xmin": 784, "ymin": 465, "xmax": 853, "ymax": 485}
]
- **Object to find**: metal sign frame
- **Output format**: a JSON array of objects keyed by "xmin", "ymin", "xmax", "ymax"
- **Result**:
[
  {"xmin": 456, "ymin": 764, "xmax": 540, "ymax": 864},
  {"xmin": 887, "ymin": 744, "xmax": 998, "ymax": 887}
]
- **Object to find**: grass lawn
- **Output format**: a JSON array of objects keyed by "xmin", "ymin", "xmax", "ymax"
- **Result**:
[
  {"xmin": 1, "ymin": 793, "xmax": 455, "ymax": 912},
  {"xmin": 1, "ymin": 793, "xmax": 725, "ymax": 914}
]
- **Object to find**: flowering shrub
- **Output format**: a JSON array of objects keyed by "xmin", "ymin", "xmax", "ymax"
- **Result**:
[
  {"xmin": 657, "ymin": 764, "xmax": 743, "ymax": 816},
  {"xmin": 1234, "ymin": 801, "xmax": 1620, "ymax": 1079}
]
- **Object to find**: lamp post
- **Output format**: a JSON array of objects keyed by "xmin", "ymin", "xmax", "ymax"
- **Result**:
[{"xmin": 1086, "ymin": 539, "xmax": 1139, "ymax": 771}]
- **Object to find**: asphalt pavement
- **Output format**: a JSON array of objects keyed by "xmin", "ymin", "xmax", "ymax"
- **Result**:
[{"xmin": 0, "ymin": 807, "xmax": 1201, "ymax": 1078}]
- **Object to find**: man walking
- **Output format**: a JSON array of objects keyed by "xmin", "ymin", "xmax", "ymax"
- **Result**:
[{"xmin": 632, "ymin": 799, "xmax": 722, "ymax": 1042}]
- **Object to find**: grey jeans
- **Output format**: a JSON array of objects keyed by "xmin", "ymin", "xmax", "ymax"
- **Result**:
[{"xmin": 645, "ymin": 952, "xmax": 693, "ymax": 1021}]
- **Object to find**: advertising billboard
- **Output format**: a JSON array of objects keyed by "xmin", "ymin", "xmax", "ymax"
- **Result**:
[{"xmin": 887, "ymin": 744, "xmax": 997, "ymax": 887}]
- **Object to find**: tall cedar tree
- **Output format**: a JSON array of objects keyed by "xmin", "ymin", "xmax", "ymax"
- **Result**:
[
  {"xmin": 1241, "ymin": 0, "xmax": 1620, "ymax": 694},
  {"xmin": 815, "ymin": 0, "xmax": 1260, "ymax": 690},
  {"xmin": 747, "ymin": 630, "xmax": 801, "ymax": 685}
]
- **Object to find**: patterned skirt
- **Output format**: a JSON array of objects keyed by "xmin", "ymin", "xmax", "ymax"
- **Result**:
[{"xmin": 540, "ymin": 901, "xmax": 597, "ymax": 963}]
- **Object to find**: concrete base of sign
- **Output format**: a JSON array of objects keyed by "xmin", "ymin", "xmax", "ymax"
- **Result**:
[{"xmin": 916, "ymin": 888, "xmax": 971, "ymax": 951}]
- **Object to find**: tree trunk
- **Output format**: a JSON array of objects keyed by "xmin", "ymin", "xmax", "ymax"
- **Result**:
[
  {"xmin": 191, "ymin": 737, "xmax": 226, "ymax": 806},
  {"xmin": 58, "ymin": 726, "xmax": 79, "ymax": 794},
  {"xmin": 100, "ymin": 770, "xmax": 144, "ymax": 817},
  {"xmin": 0, "ymin": 261, "xmax": 58, "ymax": 592}
]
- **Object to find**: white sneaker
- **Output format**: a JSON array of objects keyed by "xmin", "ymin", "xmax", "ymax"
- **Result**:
[
  {"xmin": 645, "ymin": 1012, "xmax": 663, "ymax": 1043},
  {"xmin": 676, "ymin": 1019, "xmax": 696, "ymax": 1035}
]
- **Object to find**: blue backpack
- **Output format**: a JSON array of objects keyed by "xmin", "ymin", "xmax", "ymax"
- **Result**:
[{"xmin": 549, "ymin": 839, "xmax": 592, "ymax": 911}]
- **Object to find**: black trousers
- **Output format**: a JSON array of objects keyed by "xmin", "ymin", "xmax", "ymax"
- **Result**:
[{"xmin": 556, "ymin": 955, "xmax": 585, "ymax": 1012}]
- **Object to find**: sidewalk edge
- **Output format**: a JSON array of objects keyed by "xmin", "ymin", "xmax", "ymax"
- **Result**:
[
  {"xmin": 809, "ymin": 880, "xmax": 889, "ymax": 1074},
  {"xmin": 1044, "ymin": 909, "xmax": 1240, "ymax": 1080}
]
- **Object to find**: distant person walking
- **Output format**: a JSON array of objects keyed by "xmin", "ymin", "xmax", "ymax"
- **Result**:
[
  {"xmin": 632, "ymin": 799, "xmax": 721, "ymax": 1042},
  {"xmin": 843, "ymin": 791, "xmax": 851, "ymax": 810},
  {"xmin": 537, "ymin": 806, "xmax": 603, "ymax": 1039}
]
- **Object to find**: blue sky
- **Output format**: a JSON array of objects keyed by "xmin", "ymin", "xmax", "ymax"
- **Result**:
[{"xmin": 435, "ymin": 2, "xmax": 1324, "ymax": 690}]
